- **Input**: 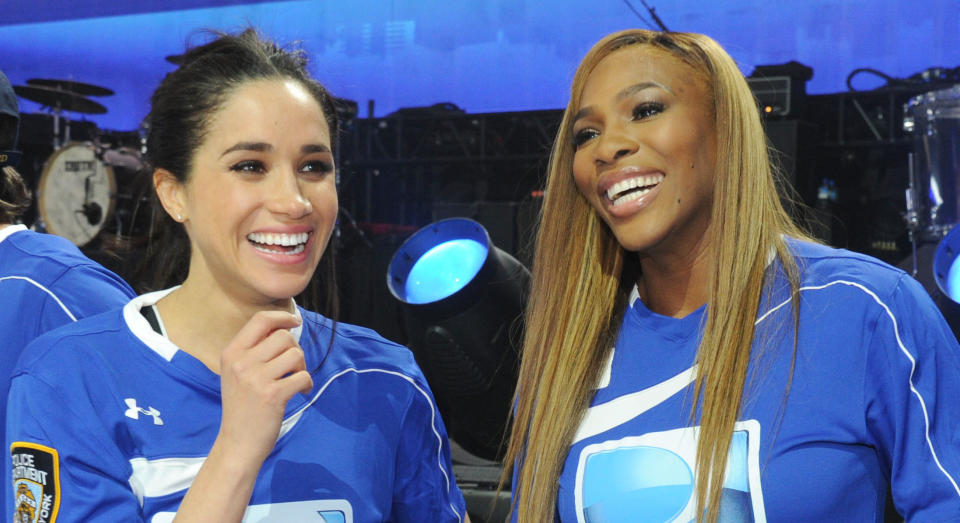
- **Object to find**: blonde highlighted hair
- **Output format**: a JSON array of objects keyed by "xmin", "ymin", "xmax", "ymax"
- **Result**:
[{"xmin": 502, "ymin": 30, "xmax": 810, "ymax": 521}]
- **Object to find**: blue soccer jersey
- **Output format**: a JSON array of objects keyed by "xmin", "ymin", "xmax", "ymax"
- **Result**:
[
  {"xmin": 0, "ymin": 226, "xmax": 134, "ymax": 455},
  {"xmin": 555, "ymin": 240, "xmax": 960, "ymax": 522},
  {"xmin": 6, "ymin": 289, "xmax": 467, "ymax": 522}
]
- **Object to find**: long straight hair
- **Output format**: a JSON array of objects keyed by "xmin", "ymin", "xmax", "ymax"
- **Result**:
[{"xmin": 502, "ymin": 30, "xmax": 811, "ymax": 522}]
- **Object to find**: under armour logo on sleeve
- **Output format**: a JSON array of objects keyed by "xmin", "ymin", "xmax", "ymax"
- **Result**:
[{"xmin": 124, "ymin": 398, "xmax": 164, "ymax": 425}]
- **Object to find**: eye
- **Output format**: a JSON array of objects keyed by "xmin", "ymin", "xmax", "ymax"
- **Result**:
[
  {"xmin": 572, "ymin": 128, "xmax": 599, "ymax": 150},
  {"xmin": 300, "ymin": 160, "xmax": 334, "ymax": 177},
  {"xmin": 230, "ymin": 160, "xmax": 266, "ymax": 174},
  {"xmin": 632, "ymin": 102, "xmax": 664, "ymax": 121}
]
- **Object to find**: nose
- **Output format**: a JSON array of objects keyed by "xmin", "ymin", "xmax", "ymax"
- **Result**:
[
  {"xmin": 267, "ymin": 170, "xmax": 313, "ymax": 219},
  {"xmin": 594, "ymin": 125, "xmax": 639, "ymax": 166}
]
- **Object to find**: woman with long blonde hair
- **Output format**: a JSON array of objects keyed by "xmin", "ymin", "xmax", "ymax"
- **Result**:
[{"xmin": 504, "ymin": 29, "xmax": 960, "ymax": 521}]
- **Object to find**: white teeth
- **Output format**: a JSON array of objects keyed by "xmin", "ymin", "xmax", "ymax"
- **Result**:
[
  {"xmin": 605, "ymin": 173, "xmax": 664, "ymax": 201},
  {"xmin": 251, "ymin": 243, "xmax": 306, "ymax": 255},
  {"xmin": 612, "ymin": 187, "xmax": 652, "ymax": 207},
  {"xmin": 246, "ymin": 232, "xmax": 309, "ymax": 246}
]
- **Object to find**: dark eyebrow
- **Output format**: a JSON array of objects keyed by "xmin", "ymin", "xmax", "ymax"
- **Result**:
[
  {"xmin": 301, "ymin": 144, "xmax": 331, "ymax": 154},
  {"xmin": 220, "ymin": 142, "xmax": 331, "ymax": 157},
  {"xmin": 573, "ymin": 81, "xmax": 674, "ymax": 124},
  {"xmin": 617, "ymin": 81, "xmax": 673, "ymax": 101},
  {"xmin": 221, "ymin": 142, "xmax": 271, "ymax": 157}
]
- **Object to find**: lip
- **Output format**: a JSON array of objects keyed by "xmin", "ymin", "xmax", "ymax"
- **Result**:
[
  {"xmin": 246, "ymin": 225, "xmax": 315, "ymax": 266},
  {"xmin": 248, "ymin": 224, "xmax": 314, "ymax": 235},
  {"xmin": 597, "ymin": 166, "xmax": 665, "ymax": 218}
]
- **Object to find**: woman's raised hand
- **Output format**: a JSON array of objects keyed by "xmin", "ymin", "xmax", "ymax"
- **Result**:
[{"xmin": 216, "ymin": 310, "xmax": 313, "ymax": 467}]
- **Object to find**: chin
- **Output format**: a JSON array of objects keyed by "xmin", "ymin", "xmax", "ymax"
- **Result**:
[
  {"xmin": 254, "ymin": 279, "xmax": 312, "ymax": 303},
  {"xmin": 609, "ymin": 228, "xmax": 665, "ymax": 254}
]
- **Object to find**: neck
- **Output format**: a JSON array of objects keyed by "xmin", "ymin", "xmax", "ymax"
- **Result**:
[
  {"xmin": 636, "ymin": 237, "xmax": 712, "ymax": 318},
  {"xmin": 156, "ymin": 275, "xmax": 295, "ymax": 374}
]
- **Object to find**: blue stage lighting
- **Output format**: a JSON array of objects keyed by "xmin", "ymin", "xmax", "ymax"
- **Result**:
[
  {"xmin": 404, "ymin": 239, "xmax": 488, "ymax": 304},
  {"xmin": 934, "ymin": 224, "xmax": 960, "ymax": 303},
  {"xmin": 388, "ymin": 217, "xmax": 496, "ymax": 305},
  {"xmin": 387, "ymin": 217, "xmax": 530, "ymax": 461}
]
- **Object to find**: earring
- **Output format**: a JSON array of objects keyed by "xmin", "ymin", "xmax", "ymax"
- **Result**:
[{"xmin": 175, "ymin": 213, "xmax": 183, "ymax": 222}]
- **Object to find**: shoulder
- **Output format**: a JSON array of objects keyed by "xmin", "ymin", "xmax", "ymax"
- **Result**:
[
  {"xmin": 767, "ymin": 239, "xmax": 943, "ymax": 341},
  {"xmin": 14, "ymin": 308, "xmax": 131, "ymax": 378},
  {"xmin": 300, "ymin": 309, "xmax": 421, "ymax": 373},
  {"xmin": 0, "ymin": 230, "xmax": 134, "ymax": 295},
  {"xmin": 785, "ymin": 238, "xmax": 913, "ymax": 302},
  {"xmin": 2, "ymin": 229, "xmax": 87, "ymax": 269}
]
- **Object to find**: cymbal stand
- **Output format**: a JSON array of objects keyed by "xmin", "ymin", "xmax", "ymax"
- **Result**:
[
  {"xmin": 46, "ymin": 102, "xmax": 67, "ymax": 148},
  {"xmin": 905, "ymin": 152, "xmax": 919, "ymax": 277}
]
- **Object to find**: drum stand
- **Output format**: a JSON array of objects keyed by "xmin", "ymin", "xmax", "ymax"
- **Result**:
[
  {"xmin": 49, "ymin": 103, "xmax": 72, "ymax": 149},
  {"xmin": 904, "ymin": 152, "xmax": 920, "ymax": 278}
]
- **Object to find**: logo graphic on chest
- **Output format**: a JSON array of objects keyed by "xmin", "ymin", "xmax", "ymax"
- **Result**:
[
  {"xmin": 575, "ymin": 421, "xmax": 766, "ymax": 523},
  {"xmin": 150, "ymin": 499, "xmax": 353, "ymax": 522},
  {"xmin": 124, "ymin": 398, "xmax": 164, "ymax": 425}
]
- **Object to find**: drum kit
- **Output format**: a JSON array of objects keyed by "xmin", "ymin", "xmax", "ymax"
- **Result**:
[
  {"xmin": 12, "ymin": 78, "xmax": 150, "ymax": 248},
  {"xmin": 903, "ymin": 84, "xmax": 960, "ymax": 305}
]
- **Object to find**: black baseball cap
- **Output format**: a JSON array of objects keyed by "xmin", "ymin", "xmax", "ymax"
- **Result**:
[{"xmin": 0, "ymin": 69, "xmax": 21, "ymax": 166}]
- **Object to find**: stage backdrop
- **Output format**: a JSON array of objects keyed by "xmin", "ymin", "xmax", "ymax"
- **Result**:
[{"xmin": 1, "ymin": 0, "xmax": 957, "ymax": 131}]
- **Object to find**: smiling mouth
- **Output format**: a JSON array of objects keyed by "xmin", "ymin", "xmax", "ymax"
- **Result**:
[
  {"xmin": 246, "ymin": 232, "xmax": 310, "ymax": 255},
  {"xmin": 605, "ymin": 173, "xmax": 664, "ymax": 207}
]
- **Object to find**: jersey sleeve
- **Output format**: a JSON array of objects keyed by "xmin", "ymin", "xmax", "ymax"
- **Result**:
[
  {"xmin": 863, "ymin": 274, "xmax": 960, "ymax": 521},
  {"xmin": 390, "ymin": 375, "xmax": 467, "ymax": 522},
  {"xmin": 39, "ymin": 264, "xmax": 135, "ymax": 332},
  {"xmin": 7, "ymin": 371, "xmax": 143, "ymax": 522}
]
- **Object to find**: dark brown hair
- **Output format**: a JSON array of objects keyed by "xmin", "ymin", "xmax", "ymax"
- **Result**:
[{"xmin": 140, "ymin": 28, "xmax": 340, "ymax": 317}]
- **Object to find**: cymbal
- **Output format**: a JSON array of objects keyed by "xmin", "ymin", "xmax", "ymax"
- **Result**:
[
  {"xmin": 13, "ymin": 85, "xmax": 107, "ymax": 114},
  {"xmin": 26, "ymin": 78, "xmax": 114, "ymax": 97}
]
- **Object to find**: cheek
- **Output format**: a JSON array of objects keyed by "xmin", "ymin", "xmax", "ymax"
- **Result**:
[
  {"xmin": 310, "ymin": 182, "xmax": 339, "ymax": 219},
  {"xmin": 571, "ymin": 154, "xmax": 594, "ymax": 199}
]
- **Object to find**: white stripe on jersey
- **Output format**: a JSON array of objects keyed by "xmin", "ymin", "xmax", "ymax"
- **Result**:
[
  {"xmin": 127, "ymin": 368, "xmax": 462, "ymax": 522},
  {"xmin": 128, "ymin": 456, "xmax": 205, "ymax": 505},
  {"xmin": 0, "ymin": 276, "xmax": 78, "ymax": 322}
]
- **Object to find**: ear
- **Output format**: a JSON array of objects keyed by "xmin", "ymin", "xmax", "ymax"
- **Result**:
[{"xmin": 153, "ymin": 168, "xmax": 187, "ymax": 222}]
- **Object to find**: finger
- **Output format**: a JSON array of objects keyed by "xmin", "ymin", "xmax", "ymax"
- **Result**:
[
  {"xmin": 260, "ymin": 346, "xmax": 308, "ymax": 382},
  {"xmin": 281, "ymin": 370, "xmax": 314, "ymax": 397},
  {"xmin": 256, "ymin": 369, "xmax": 313, "ymax": 408},
  {"xmin": 224, "ymin": 310, "xmax": 301, "ymax": 355},
  {"xmin": 245, "ymin": 329, "xmax": 299, "ymax": 364}
]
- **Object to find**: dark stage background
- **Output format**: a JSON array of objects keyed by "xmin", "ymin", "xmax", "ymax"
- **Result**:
[{"xmin": 3, "ymin": 2, "xmax": 959, "ymax": 521}]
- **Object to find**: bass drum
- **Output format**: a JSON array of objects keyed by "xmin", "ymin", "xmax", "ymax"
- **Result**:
[{"xmin": 36, "ymin": 142, "xmax": 117, "ymax": 247}]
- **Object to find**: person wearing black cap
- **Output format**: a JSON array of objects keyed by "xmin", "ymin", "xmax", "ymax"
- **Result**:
[{"xmin": 0, "ymin": 68, "xmax": 136, "ymax": 513}]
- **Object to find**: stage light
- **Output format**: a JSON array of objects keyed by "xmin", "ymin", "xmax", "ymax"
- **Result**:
[
  {"xmin": 934, "ymin": 224, "xmax": 960, "ymax": 303},
  {"xmin": 404, "ymin": 238, "xmax": 488, "ymax": 304},
  {"xmin": 387, "ymin": 217, "xmax": 529, "ymax": 461}
]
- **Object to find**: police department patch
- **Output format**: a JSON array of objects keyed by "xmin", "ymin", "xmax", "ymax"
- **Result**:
[{"xmin": 11, "ymin": 442, "xmax": 60, "ymax": 523}]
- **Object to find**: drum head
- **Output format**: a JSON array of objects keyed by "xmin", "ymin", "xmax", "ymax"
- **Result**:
[{"xmin": 37, "ymin": 142, "xmax": 116, "ymax": 246}]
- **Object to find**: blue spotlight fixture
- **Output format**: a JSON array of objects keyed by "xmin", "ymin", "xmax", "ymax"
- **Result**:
[
  {"xmin": 388, "ymin": 218, "xmax": 530, "ymax": 461},
  {"xmin": 934, "ymin": 224, "xmax": 960, "ymax": 303}
]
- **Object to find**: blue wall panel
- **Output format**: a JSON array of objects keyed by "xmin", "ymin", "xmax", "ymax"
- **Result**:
[{"xmin": 0, "ymin": 0, "xmax": 956, "ymax": 131}]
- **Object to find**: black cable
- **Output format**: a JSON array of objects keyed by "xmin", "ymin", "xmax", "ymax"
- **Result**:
[
  {"xmin": 637, "ymin": 0, "xmax": 670, "ymax": 32},
  {"xmin": 620, "ymin": 0, "xmax": 656, "ymax": 30},
  {"xmin": 846, "ymin": 65, "xmax": 960, "ymax": 92},
  {"xmin": 846, "ymin": 68, "xmax": 901, "ymax": 91}
]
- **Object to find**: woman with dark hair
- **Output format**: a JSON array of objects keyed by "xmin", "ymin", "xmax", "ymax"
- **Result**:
[
  {"xmin": 503, "ymin": 29, "xmax": 960, "ymax": 521},
  {"xmin": 6, "ymin": 30, "xmax": 466, "ymax": 522}
]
